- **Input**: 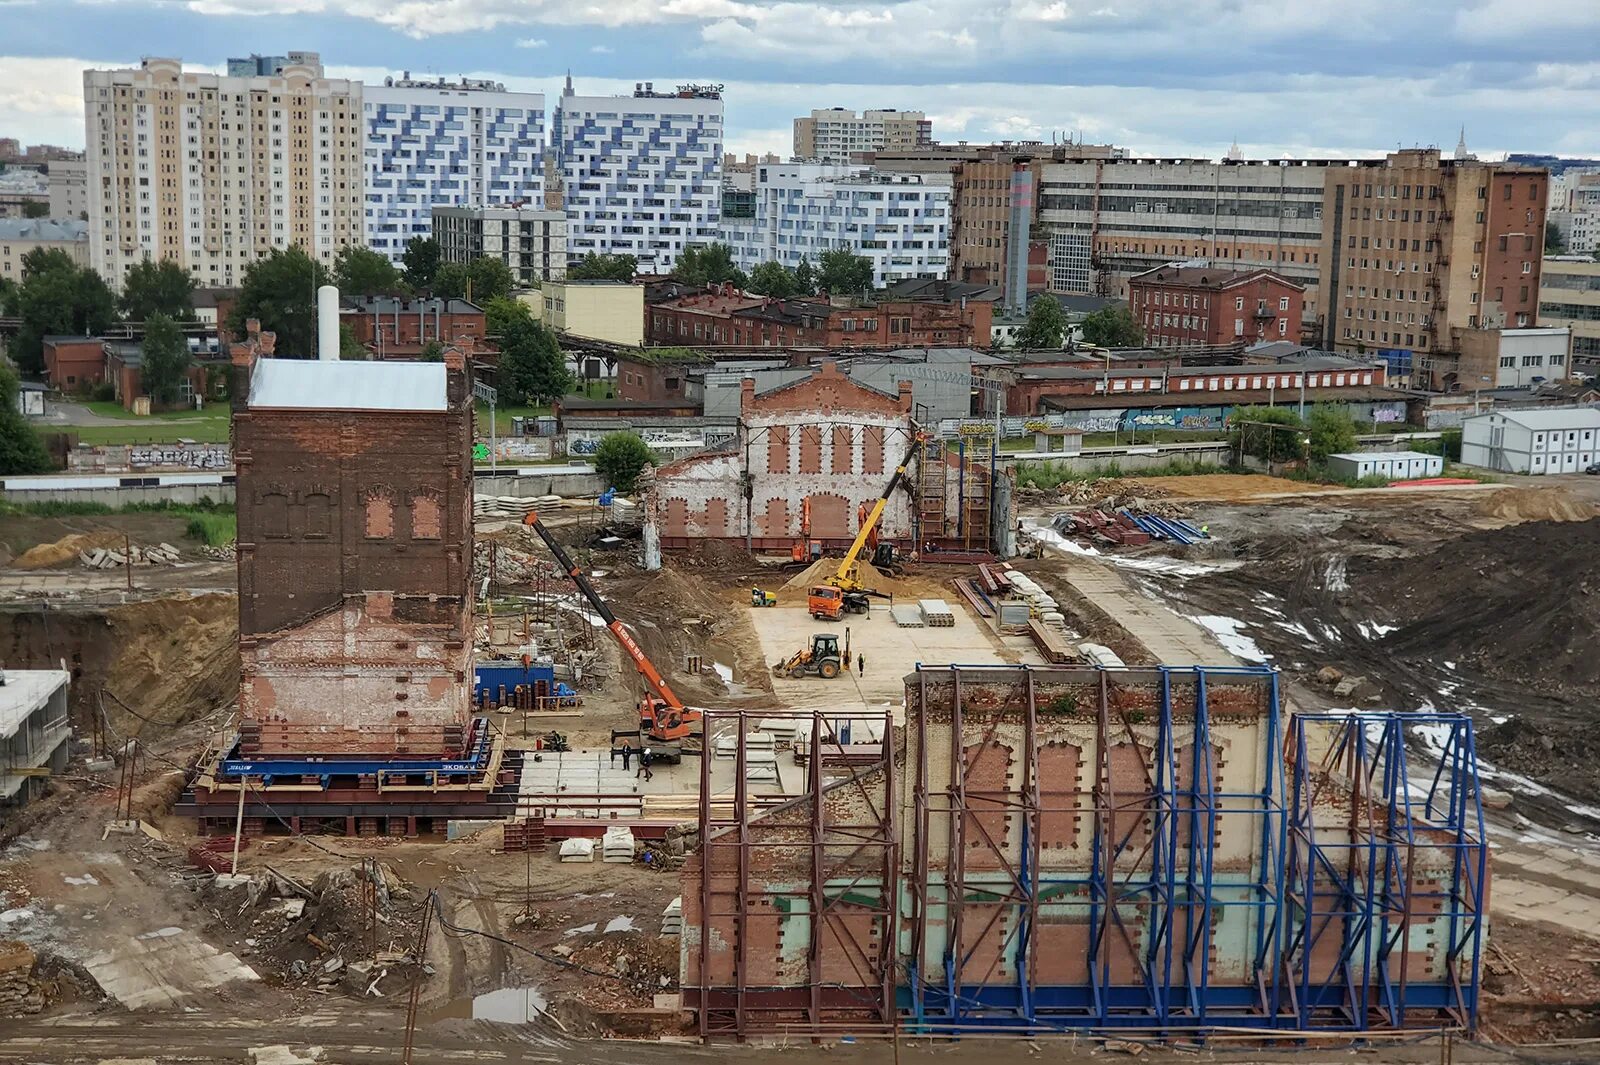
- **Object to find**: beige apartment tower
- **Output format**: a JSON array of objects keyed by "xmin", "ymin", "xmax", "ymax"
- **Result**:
[
  {"xmin": 84, "ymin": 54, "xmax": 363, "ymax": 291},
  {"xmin": 793, "ymin": 108, "xmax": 932, "ymax": 163}
]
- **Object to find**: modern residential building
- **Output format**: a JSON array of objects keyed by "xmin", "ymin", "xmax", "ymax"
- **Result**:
[
  {"xmin": 1036, "ymin": 157, "xmax": 1328, "ymax": 320},
  {"xmin": 46, "ymin": 158, "xmax": 87, "ymax": 220},
  {"xmin": 83, "ymin": 54, "xmax": 364, "ymax": 290},
  {"xmin": 1318, "ymin": 148, "xmax": 1550, "ymax": 391},
  {"xmin": 721, "ymin": 162, "xmax": 950, "ymax": 288},
  {"xmin": 1461, "ymin": 406, "xmax": 1600, "ymax": 474},
  {"xmin": 553, "ymin": 78, "xmax": 722, "ymax": 272},
  {"xmin": 432, "ymin": 204, "xmax": 567, "ymax": 286},
  {"xmin": 362, "ymin": 75, "xmax": 546, "ymax": 261},
  {"xmin": 0, "ymin": 218, "xmax": 89, "ymax": 283},
  {"xmin": 1539, "ymin": 256, "xmax": 1600, "ymax": 375},
  {"xmin": 793, "ymin": 108, "xmax": 932, "ymax": 163},
  {"xmin": 1128, "ymin": 265, "xmax": 1304, "ymax": 349},
  {"xmin": 528, "ymin": 280, "xmax": 645, "ymax": 347}
]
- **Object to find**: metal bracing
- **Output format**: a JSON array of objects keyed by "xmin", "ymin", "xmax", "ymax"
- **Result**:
[
  {"xmin": 687, "ymin": 708, "xmax": 898, "ymax": 1038},
  {"xmin": 1284, "ymin": 712, "xmax": 1486, "ymax": 1033}
]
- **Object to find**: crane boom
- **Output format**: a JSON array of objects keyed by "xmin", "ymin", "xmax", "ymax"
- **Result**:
[
  {"xmin": 831, "ymin": 433, "xmax": 925, "ymax": 592},
  {"xmin": 520, "ymin": 512, "xmax": 688, "ymax": 715}
]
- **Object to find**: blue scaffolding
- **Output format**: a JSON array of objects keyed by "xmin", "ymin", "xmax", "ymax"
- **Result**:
[{"xmin": 902, "ymin": 665, "xmax": 1486, "ymax": 1035}]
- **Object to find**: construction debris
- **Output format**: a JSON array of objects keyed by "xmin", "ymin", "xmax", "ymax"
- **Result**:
[
  {"xmin": 77, "ymin": 542, "xmax": 184, "ymax": 569},
  {"xmin": 473, "ymin": 494, "xmax": 564, "ymax": 522},
  {"xmin": 0, "ymin": 942, "xmax": 42, "ymax": 1016},
  {"xmin": 918, "ymin": 598, "xmax": 955, "ymax": 627}
]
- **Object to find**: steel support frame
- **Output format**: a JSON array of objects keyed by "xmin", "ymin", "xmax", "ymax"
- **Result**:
[
  {"xmin": 1284, "ymin": 712, "xmax": 1486, "ymax": 1034},
  {"xmin": 907, "ymin": 663, "xmax": 1288, "ymax": 1033},
  {"xmin": 690, "ymin": 708, "xmax": 898, "ymax": 1039}
]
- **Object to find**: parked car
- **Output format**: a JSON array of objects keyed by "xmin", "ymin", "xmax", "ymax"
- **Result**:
[{"xmin": 1586, "ymin": 462, "xmax": 1600, "ymax": 475}]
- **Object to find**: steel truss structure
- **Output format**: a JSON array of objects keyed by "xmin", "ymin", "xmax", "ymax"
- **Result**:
[
  {"xmin": 686, "ymin": 708, "xmax": 899, "ymax": 1038},
  {"xmin": 1285, "ymin": 712, "xmax": 1487, "ymax": 1032}
]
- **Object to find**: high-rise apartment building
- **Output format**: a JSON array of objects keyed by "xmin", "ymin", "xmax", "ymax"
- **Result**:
[
  {"xmin": 47, "ymin": 158, "xmax": 87, "ymax": 220},
  {"xmin": 553, "ymin": 79, "xmax": 722, "ymax": 273},
  {"xmin": 1319, "ymin": 148, "xmax": 1548, "ymax": 389},
  {"xmin": 1539, "ymin": 257, "xmax": 1600, "ymax": 375},
  {"xmin": 83, "ymin": 54, "xmax": 363, "ymax": 291},
  {"xmin": 1036, "ymin": 158, "xmax": 1329, "ymax": 323},
  {"xmin": 432, "ymin": 204, "xmax": 567, "ymax": 285},
  {"xmin": 362, "ymin": 75, "xmax": 545, "ymax": 261},
  {"xmin": 793, "ymin": 108, "xmax": 932, "ymax": 163},
  {"xmin": 721, "ymin": 163, "xmax": 950, "ymax": 288}
]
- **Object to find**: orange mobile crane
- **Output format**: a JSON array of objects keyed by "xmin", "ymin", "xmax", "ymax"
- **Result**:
[{"xmin": 521, "ymin": 512, "xmax": 701, "ymax": 762}]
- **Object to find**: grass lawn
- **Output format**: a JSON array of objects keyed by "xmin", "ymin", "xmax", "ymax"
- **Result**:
[
  {"xmin": 66, "ymin": 419, "xmax": 232, "ymax": 446},
  {"xmin": 80, "ymin": 401, "xmax": 229, "ymax": 423}
]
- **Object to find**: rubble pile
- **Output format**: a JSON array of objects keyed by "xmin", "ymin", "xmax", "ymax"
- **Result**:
[
  {"xmin": 202, "ymin": 543, "xmax": 238, "ymax": 561},
  {"xmin": 1052, "ymin": 478, "xmax": 1193, "ymax": 518},
  {"xmin": 473, "ymin": 540, "xmax": 559, "ymax": 585},
  {"xmin": 77, "ymin": 542, "xmax": 184, "ymax": 569},
  {"xmin": 0, "ymin": 942, "xmax": 42, "ymax": 1016},
  {"xmin": 473, "ymin": 495, "xmax": 564, "ymax": 522}
]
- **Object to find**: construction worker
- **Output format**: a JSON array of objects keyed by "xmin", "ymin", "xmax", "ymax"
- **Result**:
[
  {"xmin": 638, "ymin": 747, "xmax": 654, "ymax": 782},
  {"xmin": 857, "ymin": 652, "xmax": 865, "ymax": 677},
  {"xmin": 620, "ymin": 744, "xmax": 633, "ymax": 771}
]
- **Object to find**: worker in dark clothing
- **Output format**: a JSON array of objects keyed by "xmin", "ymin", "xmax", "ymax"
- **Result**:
[
  {"xmin": 620, "ymin": 745, "xmax": 633, "ymax": 771},
  {"xmin": 638, "ymin": 747, "xmax": 654, "ymax": 782},
  {"xmin": 857, "ymin": 652, "xmax": 865, "ymax": 677}
]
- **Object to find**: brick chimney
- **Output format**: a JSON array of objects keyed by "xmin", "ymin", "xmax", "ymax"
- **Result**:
[
  {"xmin": 898, "ymin": 378, "xmax": 914, "ymax": 412},
  {"xmin": 740, "ymin": 376, "xmax": 755, "ymax": 416},
  {"xmin": 444, "ymin": 347, "xmax": 469, "ymax": 407},
  {"xmin": 229, "ymin": 318, "xmax": 276, "ymax": 411}
]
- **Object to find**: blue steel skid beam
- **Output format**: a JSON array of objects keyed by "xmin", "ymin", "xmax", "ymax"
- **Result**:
[
  {"xmin": 898, "ymin": 665, "xmax": 1483, "ymax": 1036},
  {"xmin": 217, "ymin": 716, "xmax": 495, "ymax": 785}
]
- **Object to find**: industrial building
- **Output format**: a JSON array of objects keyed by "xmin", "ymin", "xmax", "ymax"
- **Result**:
[
  {"xmin": 1461, "ymin": 406, "xmax": 1600, "ymax": 474},
  {"xmin": 683, "ymin": 664, "xmax": 1487, "ymax": 1037}
]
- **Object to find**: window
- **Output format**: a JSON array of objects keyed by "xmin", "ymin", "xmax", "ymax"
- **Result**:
[
  {"xmin": 1279, "ymin": 297, "xmax": 1290, "ymax": 311},
  {"xmin": 1235, "ymin": 296, "xmax": 1244, "ymax": 310}
]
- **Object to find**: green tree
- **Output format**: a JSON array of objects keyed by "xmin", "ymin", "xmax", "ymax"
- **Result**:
[
  {"xmin": 418, "ymin": 340, "xmax": 446, "ymax": 362},
  {"xmin": 593, "ymin": 431, "xmax": 654, "ymax": 494},
  {"xmin": 0, "ymin": 364, "xmax": 52, "ymax": 474},
  {"xmin": 333, "ymin": 245, "xmax": 404, "ymax": 297},
  {"xmin": 433, "ymin": 261, "xmax": 470, "ymax": 300},
  {"xmin": 339, "ymin": 323, "xmax": 369, "ymax": 360},
  {"xmin": 21, "ymin": 201, "xmax": 48, "ymax": 219},
  {"xmin": 566, "ymin": 252, "xmax": 638, "ymax": 282},
  {"xmin": 483, "ymin": 296, "xmax": 534, "ymax": 338},
  {"xmin": 673, "ymin": 243, "xmax": 747, "ymax": 288},
  {"xmin": 1545, "ymin": 223, "xmax": 1567, "ymax": 255},
  {"xmin": 747, "ymin": 261, "xmax": 798, "ymax": 298},
  {"xmin": 815, "ymin": 249, "xmax": 874, "ymax": 296},
  {"xmin": 139, "ymin": 312, "xmax": 192, "ymax": 407},
  {"xmin": 120, "ymin": 259, "xmax": 196, "ymax": 322},
  {"xmin": 229, "ymin": 245, "xmax": 328, "ymax": 357},
  {"xmin": 1014, "ymin": 297, "xmax": 1068, "ymax": 349},
  {"xmin": 1229, "ymin": 406, "xmax": 1306, "ymax": 463},
  {"xmin": 497, "ymin": 318, "xmax": 572, "ymax": 405},
  {"xmin": 1306, "ymin": 403, "xmax": 1358, "ymax": 463},
  {"xmin": 1079, "ymin": 305, "xmax": 1145, "ymax": 347},
  {"xmin": 401, "ymin": 237, "xmax": 441, "ymax": 291},
  {"xmin": 10, "ymin": 249, "xmax": 117, "ymax": 374},
  {"xmin": 468, "ymin": 257, "xmax": 514, "ymax": 303},
  {"xmin": 793, "ymin": 256, "xmax": 817, "ymax": 296}
]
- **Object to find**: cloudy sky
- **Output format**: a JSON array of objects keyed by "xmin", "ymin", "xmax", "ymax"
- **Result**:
[{"xmin": 1, "ymin": 0, "xmax": 1597, "ymax": 161}]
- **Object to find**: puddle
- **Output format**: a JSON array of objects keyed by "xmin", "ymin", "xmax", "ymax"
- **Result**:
[
  {"xmin": 63, "ymin": 874, "xmax": 101, "ymax": 887},
  {"xmin": 712, "ymin": 661, "xmax": 733, "ymax": 684},
  {"xmin": 604, "ymin": 915, "xmax": 636, "ymax": 933},
  {"xmin": 430, "ymin": 985, "xmax": 550, "ymax": 1025}
]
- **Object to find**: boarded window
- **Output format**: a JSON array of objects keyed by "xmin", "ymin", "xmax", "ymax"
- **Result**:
[
  {"xmin": 302, "ymin": 492, "xmax": 331, "ymax": 538},
  {"xmin": 766, "ymin": 424, "xmax": 790, "ymax": 474},
  {"xmin": 862, "ymin": 426, "xmax": 886, "ymax": 475},
  {"xmin": 411, "ymin": 492, "xmax": 442, "ymax": 540},
  {"xmin": 364, "ymin": 488, "xmax": 394, "ymax": 539},
  {"xmin": 704, "ymin": 498, "xmax": 729, "ymax": 537},
  {"xmin": 258, "ymin": 491, "xmax": 290, "ymax": 539},
  {"xmin": 831, "ymin": 425, "xmax": 854, "ymax": 474},
  {"xmin": 798, "ymin": 425, "xmax": 823, "ymax": 474}
]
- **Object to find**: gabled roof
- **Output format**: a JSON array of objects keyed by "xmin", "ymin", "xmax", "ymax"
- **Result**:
[{"xmin": 1131, "ymin": 264, "xmax": 1304, "ymax": 291}]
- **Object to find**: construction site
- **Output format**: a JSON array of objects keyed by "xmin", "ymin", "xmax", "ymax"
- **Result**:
[{"xmin": 2, "ymin": 334, "xmax": 1600, "ymax": 1061}]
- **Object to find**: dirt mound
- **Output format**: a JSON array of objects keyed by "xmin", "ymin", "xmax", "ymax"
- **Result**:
[
  {"xmin": 1352, "ymin": 518, "xmax": 1600, "ymax": 699},
  {"xmin": 1133, "ymin": 473, "xmax": 1341, "ymax": 501},
  {"xmin": 1478, "ymin": 716, "xmax": 1600, "ymax": 803},
  {"xmin": 11, "ymin": 532, "xmax": 126, "ymax": 569},
  {"xmin": 1473, "ymin": 487, "xmax": 1597, "ymax": 526},
  {"xmin": 781, "ymin": 555, "xmax": 901, "ymax": 593}
]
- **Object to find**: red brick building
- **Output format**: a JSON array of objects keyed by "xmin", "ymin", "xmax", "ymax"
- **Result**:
[
  {"xmin": 231, "ymin": 325, "xmax": 474, "ymax": 757},
  {"xmin": 646, "ymin": 287, "xmax": 992, "ymax": 350},
  {"xmin": 41, "ymin": 336, "xmax": 104, "ymax": 392},
  {"xmin": 340, "ymin": 297, "xmax": 488, "ymax": 359},
  {"xmin": 1129, "ymin": 266, "xmax": 1304, "ymax": 349},
  {"xmin": 104, "ymin": 340, "xmax": 219, "ymax": 410}
]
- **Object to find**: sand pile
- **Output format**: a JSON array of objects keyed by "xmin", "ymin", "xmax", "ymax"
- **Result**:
[
  {"xmin": 12, "ymin": 532, "xmax": 127, "ymax": 570},
  {"xmin": 781, "ymin": 556, "xmax": 907, "ymax": 594},
  {"xmin": 1473, "ymin": 487, "xmax": 1597, "ymax": 526}
]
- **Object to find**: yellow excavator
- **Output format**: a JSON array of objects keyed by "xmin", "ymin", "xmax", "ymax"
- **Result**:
[
  {"xmin": 772, "ymin": 632, "xmax": 844, "ymax": 679},
  {"xmin": 807, "ymin": 433, "xmax": 926, "ymax": 618}
]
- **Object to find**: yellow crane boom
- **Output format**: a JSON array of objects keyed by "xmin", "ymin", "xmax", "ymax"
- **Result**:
[{"xmin": 830, "ymin": 433, "xmax": 925, "ymax": 593}]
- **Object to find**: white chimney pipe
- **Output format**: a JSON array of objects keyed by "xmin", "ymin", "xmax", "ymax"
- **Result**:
[{"xmin": 317, "ymin": 284, "xmax": 340, "ymax": 362}]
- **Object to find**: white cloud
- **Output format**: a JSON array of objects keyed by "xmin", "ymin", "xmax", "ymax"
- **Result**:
[
  {"xmin": 516, "ymin": 37, "xmax": 548, "ymax": 48},
  {"xmin": 590, "ymin": 44, "xmax": 614, "ymax": 53}
]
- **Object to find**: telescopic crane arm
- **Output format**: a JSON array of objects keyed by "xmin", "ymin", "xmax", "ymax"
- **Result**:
[
  {"xmin": 520, "ymin": 512, "xmax": 689, "ymax": 717},
  {"xmin": 831, "ymin": 432, "xmax": 926, "ymax": 592}
]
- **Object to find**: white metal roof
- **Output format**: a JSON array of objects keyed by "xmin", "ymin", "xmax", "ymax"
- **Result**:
[
  {"xmin": 1329, "ymin": 451, "xmax": 1440, "ymax": 462},
  {"xmin": 1490, "ymin": 407, "xmax": 1600, "ymax": 431},
  {"xmin": 248, "ymin": 359, "xmax": 448, "ymax": 412},
  {"xmin": 0, "ymin": 670, "xmax": 69, "ymax": 739}
]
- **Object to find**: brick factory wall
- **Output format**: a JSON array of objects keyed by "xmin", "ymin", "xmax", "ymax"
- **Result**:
[{"xmin": 232, "ymin": 356, "xmax": 473, "ymax": 756}]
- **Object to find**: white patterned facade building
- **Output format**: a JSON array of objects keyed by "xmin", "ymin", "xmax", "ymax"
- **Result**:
[
  {"xmin": 722, "ymin": 162, "xmax": 951, "ymax": 288},
  {"xmin": 553, "ymin": 79, "xmax": 722, "ymax": 272},
  {"xmin": 362, "ymin": 76, "xmax": 545, "ymax": 262},
  {"xmin": 84, "ymin": 54, "xmax": 363, "ymax": 290}
]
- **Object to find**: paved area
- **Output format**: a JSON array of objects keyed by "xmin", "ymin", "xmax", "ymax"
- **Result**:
[{"xmin": 1059, "ymin": 559, "xmax": 1239, "ymax": 665}]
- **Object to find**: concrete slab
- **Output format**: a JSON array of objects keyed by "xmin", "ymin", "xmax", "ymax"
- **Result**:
[
  {"xmin": 745, "ymin": 599, "xmax": 1045, "ymax": 713},
  {"xmin": 82, "ymin": 927, "xmax": 258, "ymax": 1009}
]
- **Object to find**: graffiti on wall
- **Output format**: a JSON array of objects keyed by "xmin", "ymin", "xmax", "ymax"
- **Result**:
[{"xmin": 567, "ymin": 427, "xmax": 735, "ymax": 456}]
